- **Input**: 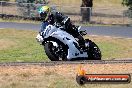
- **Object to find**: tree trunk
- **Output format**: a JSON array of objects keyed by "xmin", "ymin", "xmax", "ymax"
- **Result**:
[{"xmin": 81, "ymin": 0, "xmax": 93, "ymax": 22}]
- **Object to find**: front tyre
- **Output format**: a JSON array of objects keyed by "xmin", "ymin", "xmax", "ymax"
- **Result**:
[
  {"xmin": 44, "ymin": 42, "xmax": 59, "ymax": 61},
  {"xmin": 44, "ymin": 39, "xmax": 68, "ymax": 61}
]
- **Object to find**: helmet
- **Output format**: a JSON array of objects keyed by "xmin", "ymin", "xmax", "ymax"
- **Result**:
[{"xmin": 38, "ymin": 6, "xmax": 51, "ymax": 21}]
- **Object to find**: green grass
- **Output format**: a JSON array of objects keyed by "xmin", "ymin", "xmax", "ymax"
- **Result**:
[
  {"xmin": 0, "ymin": 29, "xmax": 48, "ymax": 62},
  {"xmin": 0, "ymin": 29, "xmax": 132, "ymax": 62},
  {"xmin": 86, "ymin": 36, "xmax": 132, "ymax": 59}
]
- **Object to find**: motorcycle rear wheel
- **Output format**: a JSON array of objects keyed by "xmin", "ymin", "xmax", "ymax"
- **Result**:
[{"xmin": 86, "ymin": 39, "xmax": 102, "ymax": 60}]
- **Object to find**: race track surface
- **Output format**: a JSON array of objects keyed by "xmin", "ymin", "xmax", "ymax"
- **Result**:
[
  {"xmin": 0, "ymin": 60, "xmax": 132, "ymax": 66},
  {"xmin": 0, "ymin": 22, "xmax": 132, "ymax": 38}
]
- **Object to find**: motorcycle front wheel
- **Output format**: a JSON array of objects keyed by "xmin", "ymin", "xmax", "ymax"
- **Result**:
[{"xmin": 44, "ymin": 39, "xmax": 68, "ymax": 61}]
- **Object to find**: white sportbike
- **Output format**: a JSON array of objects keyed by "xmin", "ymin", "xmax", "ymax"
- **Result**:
[{"xmin": 36, "ymin": 24, "xmax": 101, "ymax": 61}]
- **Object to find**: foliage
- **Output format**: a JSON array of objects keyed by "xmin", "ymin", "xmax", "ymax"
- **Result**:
[
  {"xmin": 0, "ymin": 0, "xmax": 9, "ymax": 1},
  {"xmin": 122, "ymin": 0, "xmax": 132, "ymax": 18},
  {"xmin": 122, "ymin": 0, "xmax": 132, "ymax": 10}
]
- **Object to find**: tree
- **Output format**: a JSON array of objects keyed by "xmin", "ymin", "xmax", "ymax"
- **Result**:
[
  {"xmin": 27, "ymin": 0, "xmax": 35, "ymax": 3},
  {"xmin": 81, "ymin": 0, "xmax": 93, "ymax": 7},
  {"xmin": 81, "ymin": 0, "xmax": 93, "ymax": 22},
  {"xmin": 122, "ymin": 0, "xmax": 132, "ymax": 18},
  {"xmin": 122, "ymin": 0, "xmax": 132, "ymax": 10},
  {"xmin": 0, "ymin": 0, "xmax": 9, "ymax": 1}
]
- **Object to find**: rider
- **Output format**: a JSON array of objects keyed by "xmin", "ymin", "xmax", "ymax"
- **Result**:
[{"xmin": 38, "ymin": 5, "xmax": 85, "ymax": 49}]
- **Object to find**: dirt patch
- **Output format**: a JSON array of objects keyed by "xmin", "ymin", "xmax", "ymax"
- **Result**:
[
  {"xmin": 0, "ymin": 39, "xmax": 17, "ymax": 50},
  {"xmin": 0, "ymin": 63, "xmax": 132, "ymax": 88},
  {"xmin": 0, "ymin": 63, "xmax": 132, "ymax": 76}
]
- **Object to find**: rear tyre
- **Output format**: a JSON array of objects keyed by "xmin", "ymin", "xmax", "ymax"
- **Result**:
[{"xmin": 86, "ymin": 39, "xmax": 101, "ymax": 60}]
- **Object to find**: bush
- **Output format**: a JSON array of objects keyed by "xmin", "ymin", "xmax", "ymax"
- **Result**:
[
  {"xmin": 122, "ymin": 0, "xmax": 132, "ymax": 10},
  {"xmin": 0, "ymin": 0, "xmax": 9, "ymax": 1},
  {"xmin": 122, "ymin": 0, "xmax": 132, "ymax": 18}
]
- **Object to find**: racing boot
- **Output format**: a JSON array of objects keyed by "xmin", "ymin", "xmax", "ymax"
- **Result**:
[{"xmin": 77, "ymin": 35, "xmax": 87, "ymax": 51}]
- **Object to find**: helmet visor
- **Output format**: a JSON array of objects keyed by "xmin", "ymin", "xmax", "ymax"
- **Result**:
[{"xmin": 40, "ymin": 12, "xmax": 48, "ymax": 20}]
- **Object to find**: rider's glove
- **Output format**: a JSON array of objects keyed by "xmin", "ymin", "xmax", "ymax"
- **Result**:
[{"xmin": 61, "ymin": 17, "xmax": 70, "ymax": 25}]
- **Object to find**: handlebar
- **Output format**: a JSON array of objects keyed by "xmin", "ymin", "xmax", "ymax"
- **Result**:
[{"xmin": 79, "ymin": 30, "xmax": 87, "ymax": 36}]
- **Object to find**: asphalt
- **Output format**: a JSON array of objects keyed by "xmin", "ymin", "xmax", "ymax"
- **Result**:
[{"xmin": 0, "ymin": 22, "xmax": 132, "ymax": 38}]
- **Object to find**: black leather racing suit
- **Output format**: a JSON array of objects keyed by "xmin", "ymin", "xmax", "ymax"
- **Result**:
[{"xmin": 40, "ymin": 12, "xmax": 85, "ymax": 48}]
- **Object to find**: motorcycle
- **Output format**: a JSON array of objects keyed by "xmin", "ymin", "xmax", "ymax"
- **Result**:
[{"xmin": 36, "ymin": 23, "xmax": 101, "ymax": 61}]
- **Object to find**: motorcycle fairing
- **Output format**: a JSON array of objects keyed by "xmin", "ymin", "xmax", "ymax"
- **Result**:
[{"xmin": 49, "ymin": 27, "xmax": 88, "ymax": 60}]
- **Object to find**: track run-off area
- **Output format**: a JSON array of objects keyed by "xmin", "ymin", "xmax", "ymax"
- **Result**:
[{"xmin": 0, "ymin": 22, "xmax": 132, "ymax": 67}]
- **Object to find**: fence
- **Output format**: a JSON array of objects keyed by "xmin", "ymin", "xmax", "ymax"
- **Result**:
[{"xmin": 0, "ymin": 1, "xmax": 132, "ymax": 25}]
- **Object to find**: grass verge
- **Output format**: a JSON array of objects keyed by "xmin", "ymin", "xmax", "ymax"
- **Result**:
[
  {"xmin": 0, "ymin": 18, "xmax": 40, "ymax": 24},
  {"xmin": 0, "ymin": 29, "xmax": 48, "ymax": 62},
  {"xmin": 1, "ymin": 73, "xmax": 131, "ymax": 88},
  {"xmin": 0, "ymin": 18, "xmax": 114, "ymax": 27},
  {"xmin": 0, "ymin": 28, "xmax": 132, "ymax": 62}
]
